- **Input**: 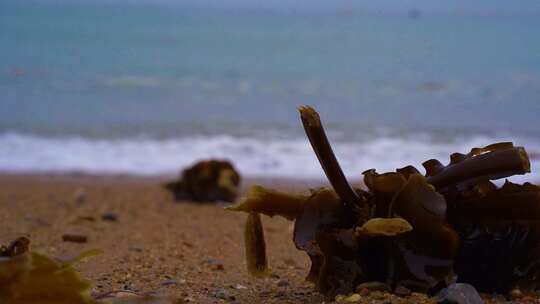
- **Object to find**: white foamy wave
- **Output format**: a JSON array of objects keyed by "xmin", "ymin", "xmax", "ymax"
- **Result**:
[{"xmin": 0, "ymin": 132, "xmax": 539, "ymax": 183}]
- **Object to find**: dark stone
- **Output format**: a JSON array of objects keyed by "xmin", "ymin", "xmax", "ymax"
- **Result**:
[
  {"xmin": 62, "ymin": 234, "xmax": 88, "ymax": 243},
  {"xmin": 161, "ymin": 279, "xmax": 178, "ymax": 286},
  {"xmin": 356, "ymin": 281, "xmax": 391, "ymax": 293},
  {"xmin": 205, "ymin": 258, "xmax": 225, "ymax": 271},
  {"xmin": 0, "ymin": 237, "xmax": 30, "ymax": 257},
  {"xmin": 436, "ymin": 283, "xmax": 485, "ymax": 304},
  {"xmin": 101, "ymin": 212, "xmax": 118, "ymax": 222},
  {"xmin": 394, "ymin": 285, "xmax": 411, "ymax": 297},
  {"xmin": 277, "ymin": 280, "xmax": 289, "ymax": 287},
  {"xmin": 128, "ymin": 246, "xmax": 143, "ymax": 252}
]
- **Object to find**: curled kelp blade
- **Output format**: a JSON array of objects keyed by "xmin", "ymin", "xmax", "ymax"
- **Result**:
[
  {"xmin": 355, "ymin": 218, "xmax": 413, "ymax": 238},
  {"xmin": 226, "ymin": 185, "xmax": 308, "ymax": 220},
  {"xmin": 391, "ymin": 174, "xmax": 458, "ymax": 253},
  {"xmin": 425, "ymin": 142, "xmax": 530, "ymax": 191},
  {"xmin": 388, "ymin": 174, "xmax": 459, "ymax": 289},
  {"xmin": 293, "ymin": 188, "xmax": 344, "ymax": 252},
  {"xmin": 244, "ymin": 212, "xmax": 268, "ymax": 277},
  {"xmin": 363, "ymin": 170, "xmax": 407, "ymax": 218}
]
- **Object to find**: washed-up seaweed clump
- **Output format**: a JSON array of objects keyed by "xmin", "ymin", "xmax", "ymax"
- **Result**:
[
  {"xmin": 165, "ymin": 159, "xmax": 241, "ymax": 202},
  {"xmin": 227, "ymin": 106, "xmax": 540, "ymax": 298},
  {"xmin": 0, "ymin": 238, "xmax": 181, "ymax": 304}
]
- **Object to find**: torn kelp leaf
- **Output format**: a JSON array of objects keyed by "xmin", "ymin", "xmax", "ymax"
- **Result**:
[
  {"xmin": 226, "ymin": 105, "xmax": 540, "ymax": 298},
  {"xmin": 244, "ymin": 212, "xmax": 268, "ymax": 277},
  {"xmin": 227, "ymin": 185, "xmax": 308, "ymax": 220}
]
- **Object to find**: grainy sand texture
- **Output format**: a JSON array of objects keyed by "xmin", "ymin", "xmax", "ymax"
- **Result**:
[{"xmin": 0, "ymin": 174, "xmax": 530, "ymax": 304}]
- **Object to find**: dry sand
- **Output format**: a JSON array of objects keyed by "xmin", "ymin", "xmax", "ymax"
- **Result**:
[
  {"xmin": 0, "ymin": 174, "xmax": 532, "ymax": 304},
  {"xmin": 0, "ymin": 173, "xmax": 331, "ymax": 303}
]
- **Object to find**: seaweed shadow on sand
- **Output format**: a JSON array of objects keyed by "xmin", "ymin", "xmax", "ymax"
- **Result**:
[{"xmin": 226, "ymin": 105, "xmax": 540, "ymax": 298}]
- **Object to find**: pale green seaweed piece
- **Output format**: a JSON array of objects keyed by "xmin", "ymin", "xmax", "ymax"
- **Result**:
[
  {"xmin": 0, "ymin": 250, "xmax": 100, "ymax": 304},
  {"xmin": 355, "ymin": 217, "xmax": 413, "ymax": 238}
]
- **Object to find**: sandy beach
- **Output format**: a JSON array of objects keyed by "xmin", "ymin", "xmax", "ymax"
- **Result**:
[
  {"xmin": 3, "ymin": 1, "xmax": 540, "ymax": 303},
  {"xmin": 0, "ymin": 173, "xmax": 333, "ymax": 303},
  {"xmin": 2, "ymin": 173, "xmax": 539, "ymax": 304}
]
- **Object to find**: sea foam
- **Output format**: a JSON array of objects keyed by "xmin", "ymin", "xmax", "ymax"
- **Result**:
[{"xmin": 1, "ymin": 132, "xmax": 538, "ymax": 183}]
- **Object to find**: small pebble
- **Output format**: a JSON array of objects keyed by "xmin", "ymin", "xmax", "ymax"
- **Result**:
[
  {"xmin": 73, "ymin": 188, "xmax": 87, "ymax": 204},
  {"xmin": 508, "ymin": 288, "xmax": 523, "ymax": 300},
  {"xmin": 62, "ymin": 234, "xmax": 88, "ymax": 243},
  {"xmin": 234, "ymin": 284, "xmax": 247, "ymax": 290},
  {"xmin": 205, "ymin": 258, "xmax": 225, "ymax": 271},
  {"xmin": 356, "ymin": 281, "xmax": 391, "ymax": 293},
  {"xmin": 283, "ymin": 258, "xmax": 297, "ymax": 266},
  {"xmin": 270, "ymin": 273, "xmax": 280, "ymax": 279},
  {"xmin": 102, "ymin": 212, "xmax": 118, "ymax": 222},
  {"xmin": 77, "ymin": 216, "xmax": 96, "ymax": 222},
  {"xmin": 274, "ymin": 291, "xmax": 286, "ymax": 298},
  {"xmin": 436, "ymin": 283, "xmax": 484, "ymax": 304},
  {"xmin": 213, "ymin": 288, "xmax": 235, "ymax": 301},
  {"xmin": 277, "ymin": 280, "xmax": 289, "ymax": 287},
  {"xmin": 394, "ymin": 285, "xmax": 412, "ymax": 297},
  {"xmin": 128, "ymin": 246, "xmax": 143, "ymax": 252},
  {"xmin": 335, "ymin": 293, "xmax": 361, "ymax": 303},
  {"xmin": 161, "ymin": 279, "xmax": 178, "ymax": 286}
]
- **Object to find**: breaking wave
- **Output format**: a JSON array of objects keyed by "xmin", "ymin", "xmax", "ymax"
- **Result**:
[{"xmin": 0, "ymin": 132, "xmax": 539, "ymax": 183}]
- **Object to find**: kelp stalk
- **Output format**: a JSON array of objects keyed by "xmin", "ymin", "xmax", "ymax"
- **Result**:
[{"xmin": 298, "ymin": 105, "xmax": 362, "ymax": 208}]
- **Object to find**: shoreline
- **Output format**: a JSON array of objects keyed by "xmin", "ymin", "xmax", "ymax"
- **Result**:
[{"xmin": 0, "ymin": 171, "xmax": 359, "ymax": 191}]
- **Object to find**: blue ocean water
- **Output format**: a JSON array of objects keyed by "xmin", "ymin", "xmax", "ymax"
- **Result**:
[{"xmin": 1, "ymin": 1, "xmax": 539, "ymax": 180}]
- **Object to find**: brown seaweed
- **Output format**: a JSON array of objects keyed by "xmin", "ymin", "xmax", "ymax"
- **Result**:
[
  {"xmin": 227, "ymin": 185, "xmax": 308, "ymax": 220},
  {"xmin": 165, "ymin": 159, "xmax": 241, "ymax": 202},
  {"xmin": 244, "ymin": 212, "xmax": 268, "ymax": 277},
  {"xmin": 298, "ymin": 106, "xmax": 364, "ymax": 209},
  {"xmin": 425, "ymin": 142, "xmax": 530, "ymax": 191},
  {"xmin": 226, "ymin": 105, "xmax": 540, "ymax": 298}
]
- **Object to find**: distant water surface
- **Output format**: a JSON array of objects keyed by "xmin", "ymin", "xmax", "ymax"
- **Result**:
[{"xmin": 1, "ymin": 2, "xmax": 539, "ymax": 181}]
